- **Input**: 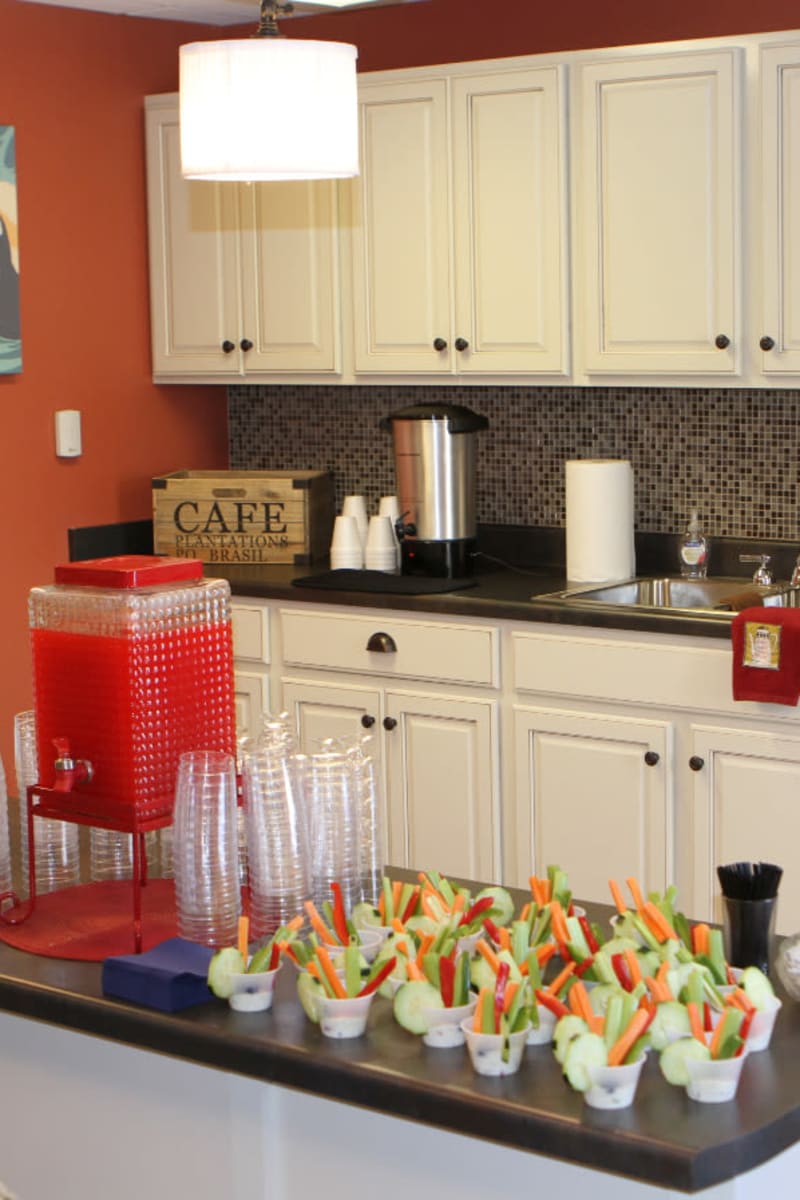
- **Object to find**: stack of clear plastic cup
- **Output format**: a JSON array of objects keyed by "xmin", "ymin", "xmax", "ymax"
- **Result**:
[
  {"xmin": 0, "ymin": 754, "xmax": 13, "ymax": 905},
  {"xmin": 172, "ymin": 750, "xmax": 240, "ymax": 947},
  {"xmin": 89, "ymin": 827, "xmax": 167, "ymax": 881},
  {"xmin": 242, "ymin": 743, "xmax": 311, "ymax": 939},
  {"xmin": 345, "ymin": 735, "xmax": 383, "ymax": 905},
  {"xmin": 306, "ymin": 742, "xmax": 361, "ymax": 913},
  {"xmin": 14, "ymin": 710, "xmax": 80, "ymax": 895}
]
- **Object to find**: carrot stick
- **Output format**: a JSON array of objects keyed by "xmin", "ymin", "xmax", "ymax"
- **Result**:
[
  {"xmin": 378, "ymin": 893, "xmax": 385, "ymax": 921},
  {"xmin": 406, "ymin": 960, "xmax": 426, "ymax": 982},
  {"xmin": 549, "ymin": 899, "xmax": 571, "ymax": 946},
  {"xmin": 286, "ymin": 914, "xmax": 304, "ymax": 931},
  {"xmin": 546, "ymin": 959, "xmax": 577, "ymax": 995},
  {"xmin": 643, "ymin": 901, "xmax": 678, "ymax": 943},
  {"xmin": 304, "ymin": 900, "xmax": 337, "ymax": 945},
  {"xmin": 608, "ymin": 879, "xmax": 628, "ymax": 914},
  {"xmin": 529, "ymin": 876, "xmax": 546, "ymax": 907},
  {"xmin": 476, "ymin": 939, "xmax": 501, "ymax": 975},
  {"xmin": 607, "ymin": 1008, "xmax": 650, "ymax": 1066},
  {"xmin": 415, "ymin": 932, "xmax": 434, "ymax": 969},
  {"xmin": 520, "ymin": 901, "xmax": 531, "ymax": 922},
  {"xmin": 503, "ymin": 980, "xmax": 520, "ymax": 1013},
  {"xmin": 391, "ymin": 917, "xmax": 406, "ymax": 935},
  {"xmin": 237, "ymin": 915, "xmax": 249, "ymax": 964},
  {"xmin": 315, "ymin": 945, "xmax": 348, "ymax": 999},
  {"xmin": 570, "ymin": 980, "xmax": 595, "ymax": 1025},
  {"xmin": 474, "ymin": 989, "xmax": 489, "ymax": 1032},
  {"xmin": 623, "ymin": 948, "xmax": 642, "ymax": 988},
  {"xmin": 497, "ymin": 927, "xmax": 511, "ymax": 952},
  {"xmin": 709, "ymin": 1012, "xmax": 727, "ymax": 1059},
  {"xmin": 655, "ymin": 960, "xmax": 673, "ymax": 1000},
  {"xmin": 392, "ymin": 880, "xmax": 402, "ymax": 915},
  {"xmin": 686, "ymin": 1000, "xmax": 705, "ymax": 1043},
  {"xmin": 625, "ymin": 876, "xmax": 646, "ymax": 913},
  {"xmin": 692, "ymin": 922, "xmax": 710, "ymax": 957},
  {"xmin": 451, "ymin": 892, "xmax": 466, "ymax": 915},
  {"xmin": 536, "ymin": 943, "xmax": 557, "ymax": 968}
]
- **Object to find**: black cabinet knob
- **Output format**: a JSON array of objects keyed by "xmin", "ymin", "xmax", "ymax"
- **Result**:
[
  {"xmin": 383, "ymin": 716, "xmax": 398, "ymax": 732},
  {"xmin": 644, "ymin": 750, "xmax": 660, "ymax": 767},
  {"xmin": 433, "ymin": 337, "xmax": 448, "ymax": 351},
  {"xmin": 366, "ymin": 631, "xmax": 397, "ymax": 654},
  {"xmin": 360, "ymin": 714, "xmax": 376, "ymax": 729},
  {"xmin": 240, "ymin": 338, "xmax": 254, "ymax": 352},
  {"xmin": 760, "ymin": 335, "xmax": 776, "ymax": 351},
  {"xmin": 454, "ymin": 337, "xmax": 469, "ymax": 351},
  {"xmin": 689, "ymin": 755, "xmax": 705, "ymax": 772},
  {"xmin": 714, "ymin": 334, "xmax": 730, "ymax": 350},
  {"xmin": 221, "ymin": 340, "xmax": 236, "ymax": 354}
]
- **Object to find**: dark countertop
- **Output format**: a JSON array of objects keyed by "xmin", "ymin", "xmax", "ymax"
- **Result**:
[{"xmin": 1, "ymin": 898, "xmax": 798, "ymax": 1193}]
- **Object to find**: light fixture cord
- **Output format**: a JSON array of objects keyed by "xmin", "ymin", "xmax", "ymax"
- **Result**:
[{"xmin": 255, "ymin": 0, "xmax": 294, "ymax": 38}]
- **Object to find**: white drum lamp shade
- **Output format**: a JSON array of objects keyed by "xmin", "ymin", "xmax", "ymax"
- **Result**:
[{"xmin": 179, "ymin": 38, "xmax": 359, "ymax": 181}]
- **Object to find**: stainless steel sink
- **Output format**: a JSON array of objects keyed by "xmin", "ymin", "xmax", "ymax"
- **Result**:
[{"xmin": 532, "ymin": 576, "xmax": 800, "ymax": 617}]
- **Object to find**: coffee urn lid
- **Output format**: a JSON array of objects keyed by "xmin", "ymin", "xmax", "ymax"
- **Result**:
[{"xmin": 380, "ymin": 402, "xmax": 489, "ymax": 434}]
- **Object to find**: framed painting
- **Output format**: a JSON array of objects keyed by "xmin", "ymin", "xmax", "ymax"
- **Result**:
[{"xmin": 0, "ymin": 125, "xmax": 21, "ymax": 375}]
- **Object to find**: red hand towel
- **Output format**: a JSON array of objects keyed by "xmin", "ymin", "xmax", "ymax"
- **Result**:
[{"xmin": 731, "ymin": 607, "xmax": 800, "ymax": 704}]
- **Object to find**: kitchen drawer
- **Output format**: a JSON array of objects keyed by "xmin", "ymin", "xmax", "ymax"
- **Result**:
[
  {"xmin": 231, "ymin": 602, "xmax": 271, "ymax": 665},
  {"xmin": 280, "ymin": 608, "xmax": 499, "ymax": 687}
]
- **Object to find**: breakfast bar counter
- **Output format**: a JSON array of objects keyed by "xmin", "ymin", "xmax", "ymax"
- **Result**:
[{"xmin": 1, "ymin": 905, "xmax": 798, "ymax": 1199}]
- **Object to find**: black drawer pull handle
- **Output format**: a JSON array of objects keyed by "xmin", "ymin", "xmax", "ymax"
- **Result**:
[
  {"xmin": 360, "ymin": 714, "xmax": 376, "ymax": 729},
  {"xmin": 644, "ymin": 750, "xmax": 660, "ymax": 766},
  {"xmin": 433, "ymin": 337, "xmax": 447, "ymax": 351},
  {"xmin": 689, "ymin": 755, "xmax": 705, "ymax": 772},
  {"xmin": 240, "ymin": 338, "xmax": 254, "ymax": 352},
  {"xmin": 454, "ymin": 337, "xmax": 469, "ymax": 351},
  {"xmin": 221, "ymin": 340, "xmax": 236, "ymax": 354},
  {"xmin": 366, "ymin": 631, "xmax": 397, "ymax": 654},
  {"xmin": 383, "ymin": 717, "xmax": 398, "ymax": 732},
  {"xmin": 714, "ymin": 334, "xmax": 730, "ymax": 350},
  {"xmin": 760, "ymin": 335, "xmax": 775, "ymax": 351}
]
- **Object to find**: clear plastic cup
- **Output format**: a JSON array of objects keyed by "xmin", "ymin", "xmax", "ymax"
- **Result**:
[
  {"xmin": 584, "ymin": 1056, "xmax": 645, "ymax": 1109},
  {"xmin": 460, "ymin": 1019, "xmax": 530, "ymax": 1076},
  {"xmin": 228, "ymin": 963, "xmax": 282, "ymax": 1012},
  {"xmin": 172, "ymin": 749, "xmax": 240, "ymax": 946},
  {"xmin": 526, "ymin": 1004, "xmax": 558, "ymax": 1046},
  {"xmin": 306, "ymin": 745, "xmax": 360, "ymax": 913},
  {"xmin": 345, "ymin": 735, "xmax": 383, "ymax": 906},
  {"xmin": 14, "ymin": 710, "xmax": 80, "ymax": 895},
  {"xmin": 421, "ymin": 998, "xmax": 478, "ymax": 1047},
  {"xmin": 685, "ymin": 1050, "xmax": 745, "ymax": 1103},
  {"xmin": 746, "ymin": 995, "xmax": 781, "ymax": 1052},
  {"xmin": 0, "ymin": 754, "xmax": 13, "ymax": 904},
  {"xmin": 317, "ymin": 991, "xmax": 374, "ymax": 1038}
]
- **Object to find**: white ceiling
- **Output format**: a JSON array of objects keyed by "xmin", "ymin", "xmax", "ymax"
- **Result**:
[{"xmin": 18, "ymin": 0, "xmax": 427, "ymax": 26}]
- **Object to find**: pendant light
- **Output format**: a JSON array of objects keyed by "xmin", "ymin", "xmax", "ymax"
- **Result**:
[{"xmin": 179, "ymin": 0, "xmax": 359, "ymax": 182}]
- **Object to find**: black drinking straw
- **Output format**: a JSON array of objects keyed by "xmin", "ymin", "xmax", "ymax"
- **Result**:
[{"xmin": 717, "ymin": 861, "xmax": 783, "ymax": 901}]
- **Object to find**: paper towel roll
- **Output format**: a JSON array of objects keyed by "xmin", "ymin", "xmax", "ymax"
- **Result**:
[{"xmin": 566, "ymin": 460, "xmax": 635, "ymax": 583}]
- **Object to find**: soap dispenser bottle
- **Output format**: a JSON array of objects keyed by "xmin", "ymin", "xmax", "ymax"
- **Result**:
[{"xmin": 679, "ymin": 511, "xmax": 708, "ymax": 578}]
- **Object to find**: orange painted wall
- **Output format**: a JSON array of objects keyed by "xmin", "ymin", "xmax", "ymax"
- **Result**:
[{"xmin": 1, "ymin": 0, "xmax": 228, "ymax": 777}]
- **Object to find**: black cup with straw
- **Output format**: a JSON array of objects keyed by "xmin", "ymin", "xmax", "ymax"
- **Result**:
[{"xmin": 717, "ymin": 861, "xmax": 783, "ymax": 975}]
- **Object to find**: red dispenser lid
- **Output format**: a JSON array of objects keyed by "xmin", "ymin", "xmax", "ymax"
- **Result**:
[{"xmin": 53, "ymin": 555, "xmax": 204, "ymax": 588}]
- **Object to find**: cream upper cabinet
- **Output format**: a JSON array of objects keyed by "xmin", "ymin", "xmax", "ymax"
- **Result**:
[
  {"xmin": 577, "ymin": 49, "xmax": 741, "ymax": 376},
  {"xmin": 760, "ymin": 42, "xmax": 800, "ymax": 375},
  {"xmin": 351, "ymin": 66, "xmax": 568, "ymax": 376},
  {"xmin": 144, "ymin": 95, "xmax": 341, "ymax": 380}
]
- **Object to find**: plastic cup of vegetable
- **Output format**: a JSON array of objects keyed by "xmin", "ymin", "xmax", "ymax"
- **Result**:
[
  {"xmin": 460, "ymin": 1019, "xmax": 530, "ymax": 1076},
  {"xmin": 746, "ymin": 994, "xmax": 781, "ymax": 1052},
  {"xmin": 228, "ymin": 964, "xmax": 282, "ymax": 1013},
  {"xmin": 455, "ymin": 930, "xmax": 482, "ymax": 956},
  {"xmin": 685, "ymin": 1048, "xmax": 745, "ymax": 1103},
  {"xmin": 526, "ymin": 1004, "xmax": 558, "ymax": 1046},
  {"xmin": 584, "ymin": 1055, "xmax": 645, "ymax": 1109},
  {"xmin": 317, "ymin": 991, "xmax": 375, "ymax": 1039},
  {"xmin": 421, "ymin": 998, "xmax": 478, "ymax": 1048}
]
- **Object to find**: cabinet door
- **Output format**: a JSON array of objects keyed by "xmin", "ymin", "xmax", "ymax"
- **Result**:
[
  {"xmin": 281, "ymin": 678, "xmax": 383, "ymax": 758},
  {"xmin": 451, "ymin": 67, "xmax": 568, "ymax": 374},
  {"xmin": 234, "ymin": 670, "xmax": 271, "ymax": 740},
  {"xmin": 513, "ymin": 706, "xmax": 672, "ymax": 905},
  {"xmin": 578, "ymin": 50, "xmax": 740, "ymax": 375},
  {"xmin": 384, "ymin": 691, "xmax": 499, "ymax": 883},
  {"xmin": 689, "ymin": 725, "xmax": 800, "ymax": 933},
  {"xmin": 352, "ymin": 79, "xmax": 453, "ymax": 373},
  {"xmin": 145, "ymin": 102, "xmax": 243, "ymax": 376},
  {"xmin": 239, "ymin": 180, "xmax": 341, "ymax": 373},
  {"xmin": 760, "ymin": 43, "xmax": 800, "ymax": 375}
]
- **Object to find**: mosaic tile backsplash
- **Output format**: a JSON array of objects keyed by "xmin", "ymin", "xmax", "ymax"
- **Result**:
[{"xmin": 228, "ymin": 385, "xmax": 800, "ymax": 541}]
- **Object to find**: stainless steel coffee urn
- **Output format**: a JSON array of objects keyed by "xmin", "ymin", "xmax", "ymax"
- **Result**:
[{"xmin": 380, "ymin": 402, "xmax": 489, "ymax": 577}]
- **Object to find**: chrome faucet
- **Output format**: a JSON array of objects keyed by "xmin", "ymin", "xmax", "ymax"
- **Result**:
[{"xmin": 740, "ymin": 553, "xmax": 773, "ymax": 586}]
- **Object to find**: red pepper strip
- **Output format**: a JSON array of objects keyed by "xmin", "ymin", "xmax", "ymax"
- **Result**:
[
  {"xmin": 578, "ymin": 914, "xmax": 600, "ymax": 954},
  {"xmin": 611, "ymin": 953, "xmax": 634, "ymax": 992},
  {"xmin": 556, "ymin": 940, "xmax": 571, "ymax": 961},
  {"xmin": 575, "ymin": 955, "xmax": 596, "ymax": 978},
  {"xmin": 459, "ymin": 894, "xmax": 495, "ymax": 928},
  {"xmin": 439, "ymin": 954, "xmax": 455, "ymax": 1008},
  {"xmin": 330, "ymin": 882, "xmax": 350, "ymax": 946},
  {"xmin": 535, "ymin": 988, "xmax": 570, "ymax": 1019},
  {"xmin": 736, "ymin": 1007, "xmax": 755, "ymax": 1054},
  {"xmin": 482, "ymin": 916, "xmax": 502, "ymax": 944},
  {"xmin": 357, "ymin": 956, "xmax": 397, "ymax": 998},
  {"xmin": 269, "ymin": 942, "xmax": 281, "ymax": 971},
  {"xmin": 494, "ymin": 960, "xmax": 511, "ymax": 1033},
  {"xmin": 400, "ymin": 885, "xmax": 421, "ymax": 924},
  {"xmin": 704, "ymin": 1001, "xmax": 714, "ymax": 1033}
]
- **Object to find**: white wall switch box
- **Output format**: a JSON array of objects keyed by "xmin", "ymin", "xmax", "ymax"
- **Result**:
[{"xmin": 55, "ymin": 409, "xmax": 82, "ymax": 458}]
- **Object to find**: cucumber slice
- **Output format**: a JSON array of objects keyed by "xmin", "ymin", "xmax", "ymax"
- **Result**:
[
  {"xmin": 740, "ymin": 966, "xmax": 775, "ymax": 1011},
  {"xmin": 207, "ymin": 947, "xmax": 245, "ymax": 998},
  {"xmin": 297, "ymin": 971, "xmax": 324, "ymax": 1023},
  {"xmin": 351, "ymin": 902, "xmax": 382, "ymax": 930},
  {"xmin": 470, "ymin": 948, "xmax": 522, "ymax": 994},
  {"xmin": 393, "ymin": 979, "xmax": 443, "ymax": 1034},
  {"xmin": 474, "ymin": 885, "xmax": 515, "ymax": 927},
  {"xmin": 659, "ymin": 1036, "xmax": 710, "ymax": 1086},
  {"xmin": 563, "ymin": 1032, "xmax": 608, "ymax": 1092},
  {"xmin": 553, "ymin": 1014, "xmax": 588, "ymax": 1064},
  {"xmin": 588, "ymin": 983, "xmax": 624, "ymax": 1016},
  {"xmin": 649, "ymin": 1000, "xmax": 691, "ymax": 1051}
]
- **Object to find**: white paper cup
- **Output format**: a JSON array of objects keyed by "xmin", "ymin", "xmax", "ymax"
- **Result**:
[
  {"xmin": 342, "ymin": 496, "xmax": 368, "ymax": 548},
  {"xmin": 526, "ymin": 1004, "xmax": 558, "ymax": 1046},
  {"xmin": 685, "ymin": 1050, "xmax": 745, "ymax": 1103},
  {"xmin": 421, "ymin": 998, "xmax": 478, "ymax": 1047},
  {"xmin": 584, "ymin": 1056, "xmax": 644, "ymax": 1109},
  {"xmin": 460, "ymin": 1019, "xmax": 530, "ymax": 1076},
  {"xmin": 228, "ymin": 964, "xmax": 281, "ymax": 1013},
  {"xmin": 330, "ymin": 514, "xmax": 363, "ymax": 567},
  {"xmin": 317, "ymin": 991, "xmax": 375, "ymax": 1038}
]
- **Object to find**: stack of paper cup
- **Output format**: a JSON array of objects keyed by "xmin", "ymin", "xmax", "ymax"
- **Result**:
[
  {"xmin": 342, "ymin": 496, "xmax": 368, "ymax": 552},
  {"xmin": 365, "ymin": 515, "xmax": 398, "ymax": 572},
  {"xmin": 378, "ymin": 495, "xmax": 402, "ymax": 570},
  {"xmin": 330, "ymin": 514, "xmax": 363, "ymax": 570}
]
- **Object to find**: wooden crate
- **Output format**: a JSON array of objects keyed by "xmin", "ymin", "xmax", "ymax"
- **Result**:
[{"xmin": 152, "ymin": 470, "xmax": 335, "ymax": 566}]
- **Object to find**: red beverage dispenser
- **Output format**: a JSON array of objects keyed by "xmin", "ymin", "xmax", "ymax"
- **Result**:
[{"xmin": 25, "ymin": 555, "xmax": 237, "ymax": 947}]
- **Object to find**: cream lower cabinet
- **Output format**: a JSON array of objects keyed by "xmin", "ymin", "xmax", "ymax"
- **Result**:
[
  {"xmin": 231, "ymin": 600, "xmax": 272, "ymax": 739},
  {"xmin": 689, "ymin": 724, "xmax": 800, "ymax": 934},
  {"xmin": 512, "ymin": 706, "xmax": 672, "ymax": 907}
]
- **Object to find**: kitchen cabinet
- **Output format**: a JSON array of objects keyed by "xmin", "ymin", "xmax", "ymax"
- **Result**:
[
  {"xmin": 144, "ymin": 95, "xmax": 341, "ymax": 381},
  {"xmin": 351, "ymin": 65, "xmax": 568, "ymax": 376},
  {"xmin": 576, "ymin": 48, "xmax": 741, "ymax": 376},
  {"xmin": 231, "ymin": 600, "xmax": 273, "ymax": 739},
  {"xmin": 760, "ymin": 41, "xmax": 800, "ymax": 375}
]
